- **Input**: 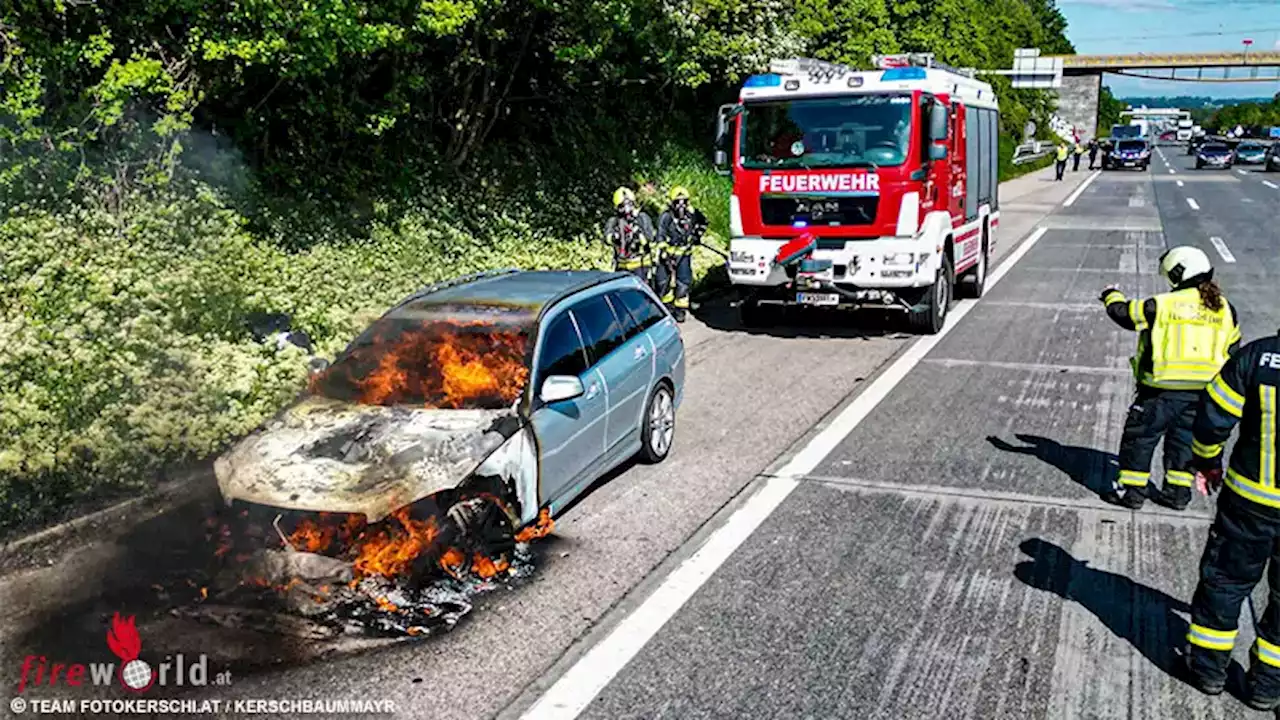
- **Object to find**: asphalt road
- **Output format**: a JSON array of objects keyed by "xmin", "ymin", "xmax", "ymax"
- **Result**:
[
  {"xmin": 505, "ymin": 148, "xmax": 1280, "ymax": 719},
  {"xmin": 0, "ymin": 165, "xmax": 1093, "ymax": 719}
]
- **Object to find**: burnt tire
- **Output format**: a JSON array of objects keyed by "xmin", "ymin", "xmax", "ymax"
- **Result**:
[
  {"xmin": 908, "ymin": 253, "xmax": 952, "ymax": 335},
  {"xmin": 639, "ymin": 381, "xmax": 676, "ymax": 464},
  {"xmin": 957, "ymin": 230, "xmax": 989, "ymax": 300}
]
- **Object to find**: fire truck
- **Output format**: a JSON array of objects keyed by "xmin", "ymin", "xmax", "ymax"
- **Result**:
[{"xmin": 713, "ymin": 54, "xmax": 1001, "ymax": 334}]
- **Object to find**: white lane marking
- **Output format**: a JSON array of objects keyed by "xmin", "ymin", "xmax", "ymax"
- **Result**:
[
  {"xmin": 1187, "ymin": 198, "xmax": 1200, "ymax": 210},
  {"xmin": 1176, "ymin": 180, "xmax": 1185, "ymax": 187},
  {"xmin": 1265, "ymin": 180, "xmax": 1279, "ymax": 189},
  {"xmin": 1063, "ymin": 170, "xmax": 1102, "ymax": 208},
  {"xmin": 921, "ymin": 357, "xmax": 1130, "ymax": 376},
  {"xmin": 1237, "ymin": 169, "xmax": 1249, "ymax": 176},
  {"xmin": 517, "ymin": 227, "xmax": 1051, "ymax": 720},
  {"xmin": 1168, "ymin": 168, "xmax": 1176, "ymax": 174},
  {"xmin": 1209, "ymin": 236, "xmax": 1237, "ymax": 263}
]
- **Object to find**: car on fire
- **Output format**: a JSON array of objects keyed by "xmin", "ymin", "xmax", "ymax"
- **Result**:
[{"xmin": 212, "ymin": 269, "xmax": 686, "ymax": 574}]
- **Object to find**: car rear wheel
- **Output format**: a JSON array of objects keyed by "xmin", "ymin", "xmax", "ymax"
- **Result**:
[{"xmin": 639, "ymin": 382, "xmax": 675, "ymax": 464}]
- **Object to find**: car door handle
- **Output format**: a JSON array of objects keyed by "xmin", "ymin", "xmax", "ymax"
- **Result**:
[
  {"xmin": 585, "ymin": 383, "xmax": 600, "ymax": 400},
  {"xmin": 634, "ymin": 345, "xmax": 648, "ymax": 360}
]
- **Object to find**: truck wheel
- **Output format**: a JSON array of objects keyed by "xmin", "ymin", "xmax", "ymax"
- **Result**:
[
  {"xmin": 908, "ymin": 254, "xmax": 952, "ymax": 335},
  {"xmin": 957, "ymin": 232, "xmax": 988, "ymax": 299}
]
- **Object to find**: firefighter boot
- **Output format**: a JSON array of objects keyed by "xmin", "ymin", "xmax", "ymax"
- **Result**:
[
  {"xmin": 1152, "ymin": 483, "xmax": 1191, "ymax": 511},
  {"xmin": 1180, "ymin": 651, "xmax": 1226, "ymax": 696},
  {"xmin": 1119, "ymin": 487, "xmax": 1146, "ymax": 510}
]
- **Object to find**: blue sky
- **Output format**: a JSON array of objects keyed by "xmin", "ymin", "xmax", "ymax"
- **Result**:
[{"xmin": 1057, "ymin": 0, "xmax": 1280, "ymax": 99}]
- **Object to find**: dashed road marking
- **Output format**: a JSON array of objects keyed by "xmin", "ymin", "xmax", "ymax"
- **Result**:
[
  {"xmin": 1176, "ymin": 180, "xmax": 1185, "ymax": 187},
  {"xmin": 1187, "ymin": 198, "xmax": 1200, "ymax": 210},
  {"xmin": 1209, "ymin": 236, "xmax": 1236, "ymax": 263},
  {"xmin": 1265, "ymin": 180, "xmax": 1279, "ymax": 189}
]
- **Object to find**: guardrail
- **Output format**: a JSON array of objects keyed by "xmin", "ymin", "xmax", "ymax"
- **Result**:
[{"xmin": 1012, "ymin": 141, "xmax": 1052, "ymax": 165}]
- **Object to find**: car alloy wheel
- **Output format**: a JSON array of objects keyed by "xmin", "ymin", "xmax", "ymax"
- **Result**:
[{"xmin": 649, "ymin": 386, "xmax": 674, "ymax": 456}]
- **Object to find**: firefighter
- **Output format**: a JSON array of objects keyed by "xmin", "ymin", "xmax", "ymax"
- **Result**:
[
  {"xmin": 603, "ymin": 187, "xmax": 656, "ymax": 283},
  {"xmin": 654, "ymin": 186, "xmax": 705, "ymax": 323},
  {"xmin": 1099, "ymin": 246, "xmax": 1241, "ymax": 511},
  {"xmin": 1181, "ymin": 332, "xmax": 1280, "ymax": 708},
  {"xmin": 1055, "ymin": 142, "xmax": 1069, "ymax": 180}
]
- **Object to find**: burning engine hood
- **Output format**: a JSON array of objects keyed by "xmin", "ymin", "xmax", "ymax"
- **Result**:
[{"xmin": 214, "ymin": 396, "xmax": 522, "ymax": 522}]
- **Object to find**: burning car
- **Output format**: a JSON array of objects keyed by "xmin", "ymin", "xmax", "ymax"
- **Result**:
[{"xmin": 207, "ymin": 269, "xmax": 685, "ymax": 632}]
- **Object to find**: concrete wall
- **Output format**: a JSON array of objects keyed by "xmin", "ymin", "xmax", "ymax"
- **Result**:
[{"xmin": 1055, "ymin": 74, "xmax": 1102, "ymax": 142}]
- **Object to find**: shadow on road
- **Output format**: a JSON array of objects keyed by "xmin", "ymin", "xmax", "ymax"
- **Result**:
[
  {"xmin": 692, "ymin": 293, "xmax": 912, "ymax": 341},
  {"xmin": 1015, "ymin": 538, "xmax": 1190, "ymax": 681},
  {"xmin": 987, "ymin": 433, "xmax": 1119, "ymax": 498}
]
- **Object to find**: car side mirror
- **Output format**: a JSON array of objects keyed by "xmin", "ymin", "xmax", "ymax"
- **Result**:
[
  {"xmin": 929, "ymin": 144, "xmax": 948, "ymax": 161},
  {"xmin": 540, "ymin": 375, "xmax": 584, "ymax": 404}
]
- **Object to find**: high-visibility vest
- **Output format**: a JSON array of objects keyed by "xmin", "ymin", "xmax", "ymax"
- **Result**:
[
  {"xmin": 1056, "ymin": 146, "xmax": 1069, "ymax": 161},
  {"xmin": 1134, "ymin": 288, "xmax": 1236, "ymax": 390}
]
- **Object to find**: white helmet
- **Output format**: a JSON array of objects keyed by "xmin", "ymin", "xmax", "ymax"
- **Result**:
[{"xmin": 1159, "ymin": 246, "xmax": 1213, "ymax": 288}]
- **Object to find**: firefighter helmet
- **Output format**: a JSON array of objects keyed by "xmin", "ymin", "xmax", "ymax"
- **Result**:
[
  {"xmin": 668, "ymin": 186, "xmax": 691, "ymax": 202},
  {"xmin": 1159, "ymin": 246, "xmax": 1213, "ymax": 287},
  {"xmin": 613, "ymin": 187, "xmax": 636, "ymax": 207}
]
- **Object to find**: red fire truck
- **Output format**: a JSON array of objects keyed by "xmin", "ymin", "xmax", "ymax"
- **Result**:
[{"xmin": 713, "ymin": 54, "xmax": 1001, "ymax": 334}]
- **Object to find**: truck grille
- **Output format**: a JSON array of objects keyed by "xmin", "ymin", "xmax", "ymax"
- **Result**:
[{"xmin": 760, "ymin": 196, "xmax": 878, "ymax": 227}]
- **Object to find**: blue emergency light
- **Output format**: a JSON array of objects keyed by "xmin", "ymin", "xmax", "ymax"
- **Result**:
[
  {"xmin": 744, "ymin": 74, "xmax": 783, "ymax": 88},
  {"xmin": 881, "ymin": 66, "xmax": 927, "ymax": 81}
]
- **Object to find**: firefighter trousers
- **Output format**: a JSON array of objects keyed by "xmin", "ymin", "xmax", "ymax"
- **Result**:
[
  {"xmin": 654, "ymin": 253, "xmax": 692, "ymax": 318},
  {"xmin": 1116, "ymin": 386, "xmax": 1200, "ymax": 503},
  {"xmin": 1188, "ymin": 489, "xmax": 1280, "ymax": 700}
]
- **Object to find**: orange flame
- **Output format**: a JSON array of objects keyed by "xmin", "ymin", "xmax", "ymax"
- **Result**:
[
  {"xmin": 471, "ymin": 552, "xmax": 510, "ymax": 579},
  {"xmin": 351, "ymin": 509, "xmax": 439, "ymax": 578},
  {"xmin": 515, "ymin": 509, "xmax": 555, "ymax": 543},
  {"xmin": 312, "ymin": 320, "xmax": 529, "ymax": 409}
]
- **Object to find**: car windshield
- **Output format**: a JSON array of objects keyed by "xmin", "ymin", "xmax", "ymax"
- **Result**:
[
  {"xmin": 1240, "ymin": 144, "xmax": 1262, "ymax": 151},
  {"xmin": 1117, "ymin": 141, "xmax": 1145, "ymax": 152},
  {"xmin": 1203, "ymin": 144, "xmax": 1229, "ymax": 153},
  {"xmin": 741, "ymin": 94, "xmax": 913, "ymax": 169},
  {"xmin": 309, "ymin": 301, "xmax": 535, "ymax": 409}
]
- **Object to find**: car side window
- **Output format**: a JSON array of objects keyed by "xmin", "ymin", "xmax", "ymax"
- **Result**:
[
  {"xmin": 606, "ymin": 291, "xmax": 643, "ymax": 341},
  {"xmin": 614, "ymin": 288, "xmax": 665, "ymax": 333},
  {"xmin": 537, "ymin": 312, "xmax": 588, "ymax": 379},
  {"xmin": 572, "ymin": 294, "xmax": 625, "ymax": 366}
]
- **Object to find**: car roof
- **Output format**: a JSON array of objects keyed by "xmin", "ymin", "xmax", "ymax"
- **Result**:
[{"xmin": 394, "ymin": 269, "xmax": 632, "ymax": 315}]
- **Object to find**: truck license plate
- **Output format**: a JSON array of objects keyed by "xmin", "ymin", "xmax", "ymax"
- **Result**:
[{"xmin": 797, "ymin": 292, "xmax": 839, "ymax": 306}]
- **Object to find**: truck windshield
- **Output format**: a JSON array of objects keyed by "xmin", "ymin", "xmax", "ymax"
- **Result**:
[{"xmin": 740, "ymin": 94, "xmax": 913, "ymax": 169}]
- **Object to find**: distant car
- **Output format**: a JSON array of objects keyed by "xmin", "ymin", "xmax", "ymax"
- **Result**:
[
  {"xmin": 1196, "ymin": 143, "xmax": 1235, "ymax": 170},
  {"xmin": 1105, "ymin": 139, "xmax": 1150, "ymax": 171},
  {"xmin": 214, "ymin": 268, "xmax": 686, "ymax": 550},
  {"xmin": 1265, "ymin": 144, "xmax": 1280, "ymax": 172},
  {"xmin": 1236, "ymin": 141, "xmax": 1267, "ymax": 165}
]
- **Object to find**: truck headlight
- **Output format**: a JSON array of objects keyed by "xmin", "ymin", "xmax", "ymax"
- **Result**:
[{"xmin": 882, "ymin": 252, "xmax": 914, "ymax": 266}]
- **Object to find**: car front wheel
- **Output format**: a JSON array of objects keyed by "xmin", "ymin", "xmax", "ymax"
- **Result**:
[{"xmin": 639, "ymin": 382, "xmax": 676, "ymax": 463}]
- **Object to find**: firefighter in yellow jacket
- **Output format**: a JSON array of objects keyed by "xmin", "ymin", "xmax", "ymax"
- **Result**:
[{"xmin": 1099, "ymin": 246, "xmax": 1241, "ymax": 510}]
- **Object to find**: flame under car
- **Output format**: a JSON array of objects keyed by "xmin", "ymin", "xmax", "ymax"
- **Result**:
[{"xmin": 214, "ymin": 269, "xmax": 686, "ymax": 587}]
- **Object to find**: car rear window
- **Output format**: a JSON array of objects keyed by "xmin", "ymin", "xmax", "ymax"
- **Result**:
[
  {"xmin": 572, "ymin": 294, "xmax": 625, "ymax": 366},
  {"xmin": 1204, "ymin": 144, "xmax": 1228, "ymax": 152},
  {"xmin": 309, "ymin": 302, "xmax": 534, "ymax": 409}
]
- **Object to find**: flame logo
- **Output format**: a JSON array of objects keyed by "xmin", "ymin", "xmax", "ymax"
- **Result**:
[{"xmin": 106, "ymin": 613, "xmax": 154, "ymax": 692}]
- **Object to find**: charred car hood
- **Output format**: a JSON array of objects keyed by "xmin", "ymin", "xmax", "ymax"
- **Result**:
[{"xmin": 214, "ymin": 396, "xmax": 523, "ymax": 522}]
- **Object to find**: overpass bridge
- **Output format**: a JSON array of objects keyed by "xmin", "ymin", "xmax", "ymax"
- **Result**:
[{"xmin": 993, "ymin": 48, "xmax": 1280, "ymax": 144}]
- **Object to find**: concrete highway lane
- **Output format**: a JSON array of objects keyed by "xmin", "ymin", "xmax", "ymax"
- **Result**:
[{"xmin": 514, "ymin": 160, "xmax": 1275, "ymax": 718}]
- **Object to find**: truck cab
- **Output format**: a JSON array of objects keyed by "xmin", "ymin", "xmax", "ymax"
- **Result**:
[{"xmin": 714, "ymin": 55, "xmax": 1000, "ymax": 335}]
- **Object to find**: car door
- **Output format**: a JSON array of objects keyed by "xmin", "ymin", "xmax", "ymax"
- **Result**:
[
  {"xmin": 528, "ymin": 308, "xmax": 607, "ymax": 507},
  {"xmin": 574, "ymin": 292, "xmax": 654, "ymax": 459},
  {"xmin": 614, "ymin": 285, "xmax": 683, "ymax": 393}
]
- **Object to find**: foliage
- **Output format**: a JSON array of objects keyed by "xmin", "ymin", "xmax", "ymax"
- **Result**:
[
  {"xmin": 1206, "ymin": 94, "xmax": 1280, "ymax": 134},
  {"xmin": 1097, "ymin": 85, "xmax": 1126, "ymax": 135}
]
